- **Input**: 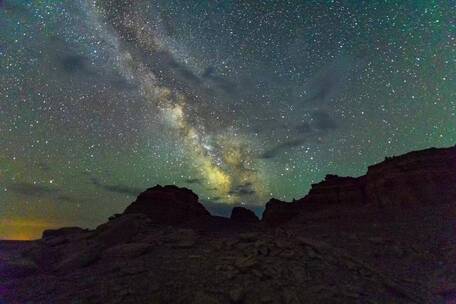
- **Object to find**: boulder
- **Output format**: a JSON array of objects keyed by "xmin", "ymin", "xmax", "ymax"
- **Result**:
[
  {"xmin": 123, "ymin": 185, "xmax": 211, "ymax": 225},
  {"xmin": 93, "ymin": 213, "xmax": 150, "ymax": 248},
  {"xmin": 230, "ymin": 207, "xmax": 259, "ymax": 223},
  {"xmin": 262, "ymin": 199, "xmax": 299, "ymax": 227}
]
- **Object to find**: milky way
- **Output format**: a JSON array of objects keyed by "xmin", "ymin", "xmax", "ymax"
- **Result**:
[{"xmin": 0, "ymin": 0, "xmax": 455, "ymax": 239}]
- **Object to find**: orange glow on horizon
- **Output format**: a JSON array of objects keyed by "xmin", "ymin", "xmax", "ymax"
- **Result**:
[{"xmin": 0, "ymin": 218, "xmax": 62, "ymax": 241}]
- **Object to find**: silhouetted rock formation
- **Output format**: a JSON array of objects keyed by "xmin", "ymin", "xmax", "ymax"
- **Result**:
[
  {"xmin": 93, "ymin": 214, "xmax": 151, "ymax": 248},
  {"xmin": 300, "ymin": 175, "xmax": 365, "ymax": 207},
  {"xmin": 3, "ymin": 146, "xmax": 456, "ymax": 303},
  {"xmin": 263, "ymin": 145, "xmax": 456, "ymax": 226},
  {"xmin": 123, "ymin": 185, "xmax": 210, "ymax": 225},
  {"xmin": 262, "ymin": 198, "xmax": 299, "ymax": 226},
  {"xmin": 230, "ymin": 206, "xmax": 260, "ymax": 223},
  {"xmin": 42, "ymin": 227, "xmax": 89, "ymax": 239},
  {"xmin": 365, "ymin": 146, "xmax": 456, "ymax": 206}
]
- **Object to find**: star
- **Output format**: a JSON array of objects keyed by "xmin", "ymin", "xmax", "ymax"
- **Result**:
[{"xmin": 0, "ymin": 0, "xmax": 454, "ymax": 239}]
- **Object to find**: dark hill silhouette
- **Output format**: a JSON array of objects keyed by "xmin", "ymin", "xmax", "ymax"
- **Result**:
[
  {"xmin": 263, "ymin": 145, "xmax": 456, "ymax": 226},
  {"xmin": 123, "ymin": 185, "xmax": 211, "ymax": 225},
  {"xmin": 1, "ymin": 145, "xmax": 456, "ymax": 303}
]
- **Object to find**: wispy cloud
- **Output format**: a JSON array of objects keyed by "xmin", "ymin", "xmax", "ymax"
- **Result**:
[
  {"xmin": 90, "ymin": 177, "xmax": 142, "ymax": 196},
  {"xmin": 8, "ymin": 182, "xmax": 58, "ymax": 196}
]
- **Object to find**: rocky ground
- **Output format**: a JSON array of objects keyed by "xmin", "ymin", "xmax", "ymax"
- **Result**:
[
  {"xmin": 1, "ymin": 204, "xmax": 455, "ymax": 303},
  {"xmin": 2, "ymin": 146, "xmax": 456, "ymax": 303}
]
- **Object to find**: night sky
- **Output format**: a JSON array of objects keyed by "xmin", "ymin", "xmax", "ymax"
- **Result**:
[{"xmin": 1, "ymin": 0, "xmax": 455, "ymax": 239}]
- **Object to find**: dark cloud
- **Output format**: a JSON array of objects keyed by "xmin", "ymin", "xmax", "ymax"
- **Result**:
[
  {"xmin": 260, "ymin": 138, "xmax": 306, "ymax": 159},
  {"xmin": 260, "ymin": 110, "xmax": 338, "ymax": 159},
  {"xmin": 295, "ymin": 122, "xmax": 312, "ymax": 134},
  {"xmin": 133, "ymin": 43, "xmax": 203, "ymax": 91},
  {"xmin": 53, "ymin": 36, "xmax": 135, "ymax": 91},
  {"xmin": 1, "ymin": 1, "xmax": 28, "ymax": 15},
  {"xmin": 61, "ymin": 55, "xmax": 91, "ymax": 74},
  {"xmin": 109, "ymin": 77, "xmax": 138, "ymax": 91},
  {"xmin": 163, "ymin": 53, "xmax": 203, "ymax": 86},
  {"xmin": 146, "ymin": 51, "xmax": 237, "ymax": 98},
  {"xmin": 8, "ymin": 182, "xmax": 58, "ymax": 197},
  {"xmin": 184, "ymin": 178, "xmax": 202, "ymax": 185},
  {"xmin": 305, "ymin": 72, "xmax": 338, "ymax": 103},
  {"xmin": 201, "ymin": 66, "xmax": 237, "ymax": 95},
  {"xmin": 159, "ymin": 10, "xmax": 177, "ymax": 36},
  {"xmin": 57, "ymin": 194, "xmax": 80, "ymax": 204},
  {"xmin": 7, "ymin": 182, "xmax": 84, "ymax": 204},
  {"xmin": 311, "ymin": 110, "xmax": 338, "ymax": 131},
  {"xmin": 90, "ymin": 177, "xmax": 142, "ymax": 196},
  {"xmin": 37, "ymin": 162, "xmax": 51, "ymax": 172},
  {"xmin": 302, "ymin": 57, "xmax": 358, "ymax": 104},
  {"xmin": 202, "ymin": 66, "xmax": 216, "ymax": 78},
  {"xmin": 228, "ymin": 182, "xmax": 256, "ymax": 196}
]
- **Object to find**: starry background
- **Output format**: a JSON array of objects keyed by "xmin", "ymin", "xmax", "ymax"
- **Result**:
[{"xmin": 0, "ymin": 0, "xmax": 455, "ymax": 239}]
